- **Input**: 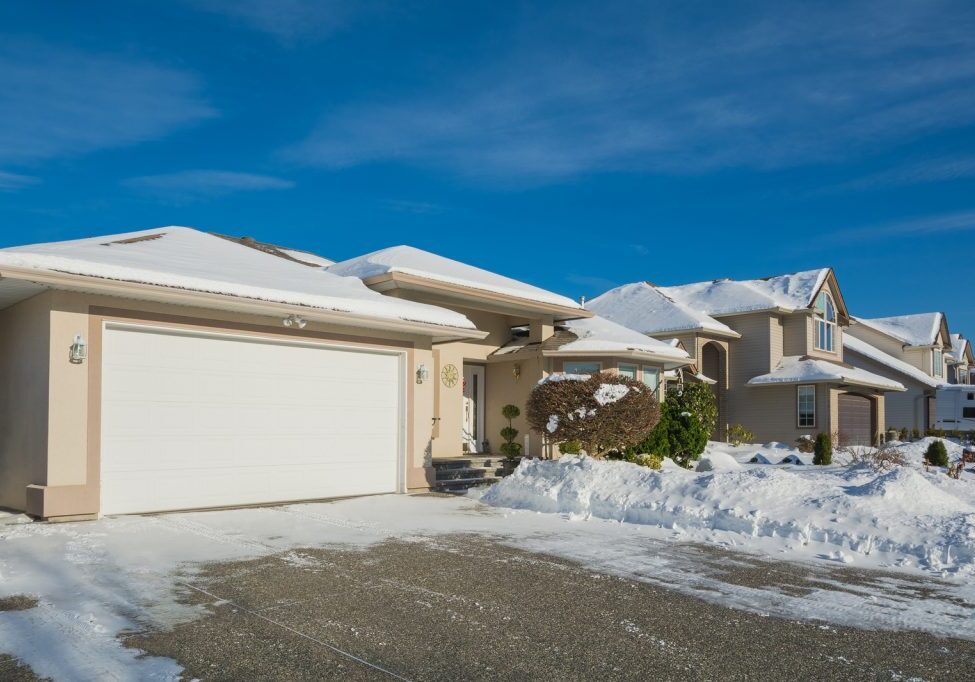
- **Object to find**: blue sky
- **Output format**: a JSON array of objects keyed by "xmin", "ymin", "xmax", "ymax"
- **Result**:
[{"xmin": 2, "ymin": 1, "xmax": 974, "ymax": 331}]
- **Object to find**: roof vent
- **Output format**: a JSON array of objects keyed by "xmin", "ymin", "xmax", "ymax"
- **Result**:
[{"xmin": 102, "ymin": 233, "xmax": 166, "ymax": 246}]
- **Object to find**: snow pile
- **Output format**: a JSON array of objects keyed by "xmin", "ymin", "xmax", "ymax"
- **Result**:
[
  {"xmin": 546, "ymin": 415, "xmax": 560, "ymax": 433},
  {"xmin": 538, "ymin": 373, "xmax": 590, "ymax": 384},
  {"xmin": 482, "ymin": 451, "xmax": 975, "ymax": 576},
  {"xmin": 0, "ymin": 227, "xmax": 474, "ymax": 329},
  {"xmin": 594, "ymin": 383, "xmax": 630, "ymax": 405}
]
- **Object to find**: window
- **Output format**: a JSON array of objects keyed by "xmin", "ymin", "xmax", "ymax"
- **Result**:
[
  {"xmin": 563, "ymin": 361, "xmax": 600, "ymax": 375},
  {"xmin": 814, "ymin": 291, "xmax": 836, "ymax": 352},
  {"xmin": 968, "ymin": 393, "xmax": 975, "ymax": 401},
  {"xmin": 797, "ymin": 385, "xmax": 816, "ymax": 428},
  {"xmin": 618, "ymin": 364, "xmax": 638, "ymax": 380},
  {"xmin": 933, "ymin": 349, "xmax": 943, "ymax": 378},
  {"xmin": 642, "ymin": 366, "xmax": 660, "ymax": 395},
  {"xmin": 964, "ymin": 407, "xmax": 975, "ymax": 419}
]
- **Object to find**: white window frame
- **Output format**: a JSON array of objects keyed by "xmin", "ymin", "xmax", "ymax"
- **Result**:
[
  {"xmin": 797, "ymin": 384, "xmax": 816, "ymax": 428},
  {"xmin": 563, "ymin": 361, "xmax": 601, "ymax": 375},
  {"xmin": 618, "ymin": 363, "xmax": 638, "ymax": 380},
  {"xmin": 642, "ymin": 366, "xmax": 661, "ymax": 396},
  {"xmin": 933, "ymin": 349, "xmax": 943, "ymax": 378},
  {"xmin": 814, "ymin": 291, "xmax": 837, "ymax": 353}
]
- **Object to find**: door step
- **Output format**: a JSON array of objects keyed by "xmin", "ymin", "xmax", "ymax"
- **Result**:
[{"xmin": 431, "ymin": 456, "xmax": 520, "ymax": 493}]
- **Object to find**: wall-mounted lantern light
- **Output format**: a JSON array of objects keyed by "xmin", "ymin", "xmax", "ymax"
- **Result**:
[
  {"xmin": 416, "ymin": 363, "xmax": 430, "ymax": 384},
  {"xmin": 69, "ymin": 334, "xmax": 88, "ymax": 364},
  {"xmin": 512, "ymin": 363, "xmax": 521, "ymax": 380},
  {"xmin": 282, "ymin": 314, "xmax": 307, "ymax": 329}
]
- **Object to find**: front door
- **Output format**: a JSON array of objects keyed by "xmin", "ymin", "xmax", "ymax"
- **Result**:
[{"xmin": 462, "ymin": 365, "xmax": 485, "ymax": 453}]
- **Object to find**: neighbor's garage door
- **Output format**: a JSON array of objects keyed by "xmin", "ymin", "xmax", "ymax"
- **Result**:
[
  {"xmin": 100, "ymin": 325, "xmax": 403, "ymax": 515},
  {"xmin": 838, "ymin": 393, "xmax": 873, "ymax": 446}
]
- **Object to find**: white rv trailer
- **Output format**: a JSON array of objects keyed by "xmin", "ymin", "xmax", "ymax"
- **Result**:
[{"xmin": 935, "ymin": 385, "xmax": 975, "ymax": 431}]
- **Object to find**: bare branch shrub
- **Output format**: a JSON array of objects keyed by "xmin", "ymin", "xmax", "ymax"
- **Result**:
[
  {"xmin": 844, "ymin": 441, "xmax": 906, "ymax": 471},
  {"xmin": 526, "ymin": 374, "xmax": 660, "ymax": 458}
]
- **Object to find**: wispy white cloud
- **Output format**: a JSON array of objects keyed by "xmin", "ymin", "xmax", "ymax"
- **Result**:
[
  {"xmin": 832, "ymin": 156, "xmax": 975, "ymax": 191},
  {"xmin": 0, "ymin": 171, "xmax": 40, "ymax": 191},
  {"xmin": 0, "ymin": 39, "xmax": 215, "ymax": 164},
  {"xmin": 123, "ymin": 170, "xmax": 294, "ymax": 200},
  {"xmin": 831, "ymin": 209, "xmax": 975, "ymax": 243},
  {"xmin": 285, "ymin": 1, "xmax": 975, "ymax": 182},
  {"xmin": 187, "ymin": 0, "xmax": 366, "ymax": 42}
]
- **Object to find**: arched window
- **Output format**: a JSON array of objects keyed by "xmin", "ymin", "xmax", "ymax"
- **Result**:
[{"xmin": 814, "ymin": 291, "xmax": 836, "ymax": 352}]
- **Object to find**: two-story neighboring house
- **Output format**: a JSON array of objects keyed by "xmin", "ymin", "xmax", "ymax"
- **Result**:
[
  {"xmin": 947, "ymin": 333, "xmax": 973, "ymax": 385},
  {"xmin": 843, "ymin": 313, "xmax": 951, "ymax": 432},
  {"xmin": 591, "ymin": 269, "xmax": 905, "ymax": 445}
]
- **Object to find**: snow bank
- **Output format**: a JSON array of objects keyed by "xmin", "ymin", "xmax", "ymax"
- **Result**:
[{"xmin": 482, "ymin": 452, "xmax": 975, "ymax": 576}]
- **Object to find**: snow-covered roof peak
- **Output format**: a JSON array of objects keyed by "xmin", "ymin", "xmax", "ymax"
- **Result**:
[
  {"xmin": 0, "ymin": 227, "xmax": 475, "ymax": 330},
  {"xmin": 659, "ymin": 267, "xmax": 832, "ymax": 317},
  {"xmin": 854, "ymin": 312, "xmax": 945, "ymax": 348},
  {"xmin": 747, "ymin": 355, "xmax": 906, "ymax": 392},
  {"xmin": 557, "ymin": 315, "xmax": 691, "ymax": 360},
  {"xmin": 588, "ymin": 281, "xmax": 738, "ymax": 337},
  {"xmin": 328, "ymin": 245, "xmax": 582, "ymax": 310}
]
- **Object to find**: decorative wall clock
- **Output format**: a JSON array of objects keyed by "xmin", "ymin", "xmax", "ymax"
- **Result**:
[{"xmin": 441, "ymin": 364, "xmax": 459, "ymax": 387}]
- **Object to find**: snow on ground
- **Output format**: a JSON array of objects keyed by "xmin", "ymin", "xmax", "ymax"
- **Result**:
[
  {"xmin": 3, "ymin": 441, "xmax": 975, "ymax": 678},
  {"xmin": 481, "ymin": 438, "xmax": 975, "ymax": 578}
]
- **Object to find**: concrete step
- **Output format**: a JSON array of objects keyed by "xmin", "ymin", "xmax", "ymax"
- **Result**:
[
  {"xmin": 433, "ymin": 477, "xmax": 501, "ymax": 494},
  {"xmin": 433, "ymin": 456, "xmax": 506, "ymax": 469},
  {"xmin": 435, "ymin": 467, "xmax": 502, "ymax": 481}
]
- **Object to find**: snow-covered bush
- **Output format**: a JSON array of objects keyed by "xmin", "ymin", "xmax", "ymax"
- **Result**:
[
  {"xmin": 727, "ymin": 423, "xmax": 754, "ymax": 446},
  {"xmin": 629, "ymin": 382, "xmax": 717, "ymax": 467},
  {"xmin": 527, "ymin": 374, "xmax": 660, "ymax": 458},
  {"xmin": 925, "ymin": 439, "xmax": 949, "ymax": 467},
  {"xmin": 795, "ymin": 435, "xmax": 815, "ymax": 453},
  {"xmin": 846, "ymin": 442, "xmax": 906, "ymax": 471},
  {"xmin": 813, "ymin": 432, "xmax": 832, "ymax": 465}
]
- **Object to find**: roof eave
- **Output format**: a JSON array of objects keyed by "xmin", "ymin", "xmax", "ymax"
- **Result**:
[
  {"xmin": 541, "ymin": 348, "xmax": 692, "ymax": 369},
  {"xmin": 0, "ymin": 266, "xmax": 487, "ymax": 342}
]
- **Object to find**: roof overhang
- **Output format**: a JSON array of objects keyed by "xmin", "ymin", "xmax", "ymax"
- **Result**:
[
  {"xmin": 361, "ymin": 271, "xmax": 591, "ymax": 321},
  {"xmin": 649, "ymin": 326, "xmax": 741, "ymax": 340},
  {"xmin": 540, "ymin": 349, "xmax": 692, "ymax": 370},
  {"xmin": 746, "ymin": 376, "xmax": 904, "ymax": 392},
  {"xmin": 0, "ymin": 266, "xmax": 487, "ymax": 343}
]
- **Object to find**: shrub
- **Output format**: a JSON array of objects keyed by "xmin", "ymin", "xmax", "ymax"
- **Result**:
[
  {"xmin": 925, "ymin": 439, "xmax": 949, "ymax": 467},
  {"xmin": 813, "ymin": 432, "xmax": 832, "ymax": 465},
  {"xmin": 899, "ymin": 427, "xmax": 909, "ymax": 441},
  {"xmin": 795, "ymin": 435, "xmax": 815, "ymax": 453},
  {"xmin": 558, "ymin": 440, "xmax": 582, "ymax": 455},
  {"xmin": 627, "ymin": 453, "xmax": 663, "ymax": 470},
  {"xmin": 526, "ymin": 374, "xmax": 660, "ymax": 458},
  {"xmin": 728, "ymin": 423, "xmax": 755, "ymax": 447},
  {"xmin": 911, "ymin": 428, "xmax": 920, "ymax": 440},
  {"xmin": 499, "ymin": 404, "xmax": 523, "ymax": 459},
  {"xmin": 629, "ymin": 383, "xmax": 717, "ymax": 468},
  {"xmin": 846, "ymin": 442, "xmax": 906, "ymax": 471}
]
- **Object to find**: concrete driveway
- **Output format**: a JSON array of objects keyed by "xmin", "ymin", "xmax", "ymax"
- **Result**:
[{"xmin": 1, "ymin": 494, "xmax": 974, "ymax": 680}]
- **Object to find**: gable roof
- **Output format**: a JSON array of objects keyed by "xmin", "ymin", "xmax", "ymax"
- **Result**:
[
  {"xmin": 493, "ymin": 315, "xmax": 690, "ymax": 368},
  {"xmin": 843, "ymin": 334, "xmax": 941, "ymax": 388},
  {"xmin": 948, "ymin": 333, "xmax": 973, "ymax": 365},
  {"xmin": 0, "ymin": 227, "xmax": 476, "ymax": 332},
  {"xmin": 853, "ymin": 312, "xmax": 948, "ymax": 348},
  {"xmin": 328, "ymin": 245, "xmax": 582, "ymax": 312},
  {"xmin": 659, "ymin": 268, "xmax": 834, "ymax": 317},
  {"xmin": 587, "ymin": 281, "xmax": 739, "ymax": 338}
]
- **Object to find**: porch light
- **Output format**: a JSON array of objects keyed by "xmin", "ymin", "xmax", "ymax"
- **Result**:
[
  {"xmin": 416, "ymin": 363, "xmax": 430, "ymax": 384},
  {"xmin": 512, "ymin": 363, "xmax": 521, "ymax": 380},
  {"xmin": 283, "ymin": 314, "xmax": 307, "ymax": 329},
  {"xmin": 69, "ymin": 334, "xmax": 87, "ymax": 364}
]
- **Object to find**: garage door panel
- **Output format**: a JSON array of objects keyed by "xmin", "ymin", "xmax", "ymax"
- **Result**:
[
  {"xmin": 100, "ymin": 326, "xmax": 403, "ymax": 514},
  {"xmin": 838, "ymin": 393, "xmax": 873, "ymax": 446}
]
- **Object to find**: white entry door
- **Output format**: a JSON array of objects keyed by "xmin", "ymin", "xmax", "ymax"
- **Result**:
[
  {"xmin": 462, "ymin": 365, "xmax": 485, "ymax": 453},
  {"xmin": 100, "ymin": 324, "xmax": 404, "ymax": 515}
]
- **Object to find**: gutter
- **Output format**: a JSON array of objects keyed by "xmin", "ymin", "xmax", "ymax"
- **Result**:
[{"xmin": 0, "ymin": 267, "xmax": 488, "ymax": 342}]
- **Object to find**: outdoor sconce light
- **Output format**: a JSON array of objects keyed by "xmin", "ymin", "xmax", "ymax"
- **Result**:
[
  {"xmin": 69, "ymin": 334, "xmax": 87, "ymax": 364},
  {"xmin": 416, "ymin": 363, "xmax": 430, "ymax": 384},
  {"xmin": 282, "ymin": 314, "xmax": 307, "ymax": 329},
  {"xmin": 512, "ymin": 363, "xmax": 521, "ymax": 380}
]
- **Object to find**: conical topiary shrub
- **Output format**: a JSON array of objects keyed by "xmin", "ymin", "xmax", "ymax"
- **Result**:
[{"xmin": 925, "ymin": 439, "xmax": 949, "ymax": 467}]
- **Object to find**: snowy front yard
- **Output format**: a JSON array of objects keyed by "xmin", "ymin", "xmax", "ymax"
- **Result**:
[
  {"xmin": 481, "ymin": 438, "xmax": 975, "ymax": 578},
  {"xmin": 1, "ymin": 439, "xmax": 975, "ymax": 679}
]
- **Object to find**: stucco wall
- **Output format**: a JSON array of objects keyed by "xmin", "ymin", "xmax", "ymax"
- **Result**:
[{"xmin": 0, "ymin": 293, "xmax": 51, "ymax": 511}]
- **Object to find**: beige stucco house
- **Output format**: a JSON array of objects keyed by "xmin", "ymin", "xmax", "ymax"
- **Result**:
[
  {"xmin": 0, "ymin": 229, "xmax": 689, "ymax": 520},
  {"xmin": 590, "ymin": 269, "xmax": 906, "ymax": 446},
  {"xmin": 843, "ymin": 313, "xmax": 951, "ymax": 431},
  {"xmin": 947, "ymin": 334, "xmax": 973, "ymax": 385}
]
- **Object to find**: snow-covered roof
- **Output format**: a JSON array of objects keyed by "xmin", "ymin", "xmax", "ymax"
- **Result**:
[
  {"xmin": 947, "ymin": 334, "xmax": 970, "ymax": 364},
  {"xmin": 853, "ymin": 313, "xmax": 945, "ymax": 348},
  {"xmin": 555, "ymin": 316, "xmax": 690, "ymax": 360},
  {"xmin": 0, "ymin": 227, "xmax": 475, "ymax": 330},
  {"xmin": 659, "ymin": 268, "xmax": 831, "ymax": 317},
  {"xmin": 328, "ymin": 245, "xmax": 582, "ymax": 310},
  {"xmin": 746, "ymin": 356, "xmax": 906, "ymax": 391},
  {"xmin": 843, "ymin": 335, "xmax": 940, "ymax": 388},
  {"xmin": 588, "ymin": 282, "xmax": 739, "ymax": 337},
  {"xmin": 278, "ymin": 247, "xmax": 334, "ymax": 267}
]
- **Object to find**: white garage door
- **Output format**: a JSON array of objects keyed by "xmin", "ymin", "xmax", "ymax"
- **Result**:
[{"xmin": 100, "ymin": 324, "xmax": 403, "ymax": 515}]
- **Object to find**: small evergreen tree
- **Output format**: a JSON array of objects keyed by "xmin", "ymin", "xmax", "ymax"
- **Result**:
[
  {"xmin": 813, "ymin": 432, "xmax": 832, "ymax": 465},
  {"xmin": 911, "ymin": 427, "xmax": 920, "ymax": 440},
  {"xmin": 499, "ymin": 404, "xmax": 522, "ymax": 460},
  {"xmin": 899, "ymin": 427, "xmax": 909, "ymax": 441},
  {"xmin": 727, "ymin": 423, "xmax": 755, "ymax": 446},
  {"xmin": 924, "ymin": 439, "xmax": 949, "ymax": 467}
]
